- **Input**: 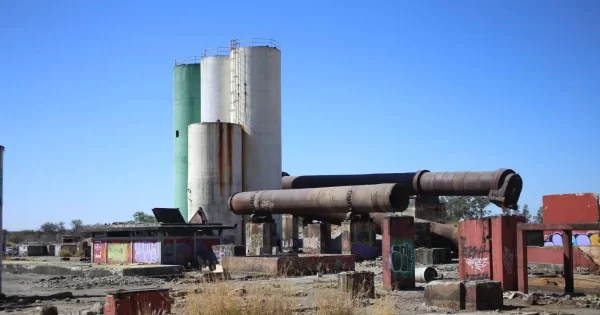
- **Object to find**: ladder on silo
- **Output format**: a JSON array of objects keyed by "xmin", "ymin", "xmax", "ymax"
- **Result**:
[{"xmin": 230, "ymin": 39, "xmax": 247, "ymax": 127}]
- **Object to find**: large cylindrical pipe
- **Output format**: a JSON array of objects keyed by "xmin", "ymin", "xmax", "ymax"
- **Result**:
[
  {"xmin": 282, "ymin": 169, "xmax": 522, "ymax": 209},
  {"xmin": 228, "ymin": 184, "xmax": 410, "ymax": 215},
  {"xmin": 415, "ymin": 267, "xmax": 439, "ymax": 283}
]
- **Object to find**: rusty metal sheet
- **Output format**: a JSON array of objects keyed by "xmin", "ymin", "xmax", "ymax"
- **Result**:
[{"xmin": 151, "ymin": 208, "xmax": 186, "ymax": 224}]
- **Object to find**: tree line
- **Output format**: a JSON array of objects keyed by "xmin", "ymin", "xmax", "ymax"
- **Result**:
[
  {"xmin": 440, "ymin": 196, "xmax": 543, "ymax": 224},
  {"xmin": 37, "ymin": 211, "xmax": 157, "ymax": 234}
]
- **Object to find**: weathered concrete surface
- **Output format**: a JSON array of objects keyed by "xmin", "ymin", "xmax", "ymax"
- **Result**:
[
  {"xmin": 2, "ymin": 260, "xmax": 183, "ymax": 277},
  {"xmin": 222, "ymin": 254, "xmax": 355, "ymax": 276},
  {"xmin": 281, "ymin": 214, "xmax": 299, "ymax": 253},
  {"xmin": 303, "ymin": 223, "xmax": 330, "ymax": 254},
  {"xmin": 424, "ymin": 280, "xmax": 503, "ymax": 311},
  {"xmin": 245, "ymin": 221, "xmax": 276, "ymax": 256},
  {"xmin": 424, "ymin": 281, "xmax": 464, "ymax": 310},
  {"xmin": 337, "ymin": 271, "xmax": 375, "ymax": 299},
  {"xmin": 211, "ymin": 245, "xmax": 246, "ymax": 264},
  {"xmin": 341, "ymin": 220, "xmax": 377, "ymax": 261},
  {"xmin": 464, "ymin": 280, "xmax": 503, "ymax": 310},
  {"xmin": 415, "ymin": 248, "xmax": 451, "ymax": 265}
]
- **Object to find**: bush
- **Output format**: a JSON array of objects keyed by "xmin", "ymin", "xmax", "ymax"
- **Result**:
[{"xmin": 59, "ymin": 248, "xmax": 73, "ymax": 257}]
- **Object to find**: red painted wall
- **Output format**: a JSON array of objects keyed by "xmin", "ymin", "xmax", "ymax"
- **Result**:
[{"xmin": 543, "ymin": 193, "xmax": 599, "ymax": 224}]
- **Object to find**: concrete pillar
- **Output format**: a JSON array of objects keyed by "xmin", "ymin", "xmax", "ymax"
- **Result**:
[
  {"xmin": 341, "ymin": 219, "xmax": 377, "ymax": 260},
  {"xmin": 245, "ymin": 221, "xmax": 276, "ymax": 256},
  {"xmin": 303, "ymin": 222, "xmax": 331, "ymax": 254},
  {"xmin": 382, "ymin": 215, "xmax": 415, "ymax": 290},
  {"xmin": 458, "ymin": 215, "xmax": 525, "ymax": 291},
  {"xmin": 280, "ymin": 214, "xmax": 299, "ymax": 253},
  {"xmin": 337, "ymin": 271, "xmax": 375, "ymax": 299},
  {"xmin": 490, "ymin": 215, "xmax": 525, "ymax": 291}
]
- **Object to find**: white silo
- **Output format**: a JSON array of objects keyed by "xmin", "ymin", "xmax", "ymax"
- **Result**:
[
  {"xmin": 201, "ymin": 48, "xmax": 231, "ymax": 123},
  {"xmin": 229, "ymin": 39, "xmax": 283, "ymax": 239},
  {"xmin": 188, "ymin": 122, "xmax": 243, "ymax": 245}
]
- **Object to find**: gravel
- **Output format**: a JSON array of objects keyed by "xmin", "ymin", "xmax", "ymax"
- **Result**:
[{"xmin": 27, "ymin": 276, "xmax": 164, "ymax": 290}]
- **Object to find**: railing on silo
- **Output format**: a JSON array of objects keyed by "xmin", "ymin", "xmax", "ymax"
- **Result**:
[{"xmin": 174, "ymin": 56, "xmax": 202, "ymax": 66}]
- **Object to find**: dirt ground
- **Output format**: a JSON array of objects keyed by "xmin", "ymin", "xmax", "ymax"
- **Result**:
[{"xmin": 1, "ymin": 260, "xmax": 599, "ymax": 315}]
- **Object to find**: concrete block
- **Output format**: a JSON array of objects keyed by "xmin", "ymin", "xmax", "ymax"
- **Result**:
[
  {"xmin": 303, "ymin": 223, "xmax": 330, "ymax": 254},
  {"xmin": 382, "ymin": 215, "xmax": 415, "ymax": 290},
  {"xmin": 424, "ymin": 281, "xmax": 464, "ymax": 310},
  {"xmin": 222, "ymin": 254, "xmax": 355, "ymax": 276},
  {"xmin": 337, "ymin": 271, "xmax": 375, "ymax": 299},
  {"xmin": 464, "ymin": 280, "xmax": 503, "ymax": 310},
  {"xmin": 281, "ymin": 214, "xmax": 299, "ymax": 253},
  {"xmin": 415, "ymin": 248, "xmax": 451, "ymax": 265},
  {"xmin": 341, "ymin": 220, "xmax": 377, "ymax": 260},
  {"xmin": 245, "ymin": 221, "xmax": 277, "ymax": 256},
  {"xmin": 212, "ymin": 245, "xmax": 246, "ymax": 264}
]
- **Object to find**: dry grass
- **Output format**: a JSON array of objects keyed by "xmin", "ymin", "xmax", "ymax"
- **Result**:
[
  {"xmin": 58, "ymin": 248, "xmax": 72, "ymax": 257},
  {"xmin": 182, "ymin": 280, "xmax": 396, "ymax": 315}
]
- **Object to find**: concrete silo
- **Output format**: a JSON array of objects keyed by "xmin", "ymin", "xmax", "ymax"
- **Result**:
[
  {"xmin": 173, "ymin": 59, "xmax": 201, "ymax": 220},
  {"xmin": 0, "ymin": 145, "xmax": 4, "ymax": 294},
  {"xmin": 201, "ymin": 49, "xmax": 231, "ymax": 123},
  {"xmin": 188, "ymin": 123, "xmax": 243, "ymax": 244},
  {"xmin": 229, "ymin": 39, "xmax": 283, "ymax": 239}
]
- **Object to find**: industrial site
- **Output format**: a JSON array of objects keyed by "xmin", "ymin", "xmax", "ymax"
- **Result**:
[{"xmin": 1, "ymin": 38, "xmax": 599, "ymax": 315}]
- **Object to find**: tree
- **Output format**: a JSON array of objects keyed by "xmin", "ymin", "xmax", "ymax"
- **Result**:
[
  {"xmin": 58, "ymin": 221, "xmax": 66, "ymax": 233},
  {"xmin": 521, "ymin": 204, "xmax": 531, "ymax": 223},
  {"xmin": 40, "ymin": 222, "xmax": 61, "ymax": 233},
  {"xmin": 133, "ymin": 211, "xmax": 157, "ymax": 224},
  {"xmin": 70, "ymin": 219, "xmax": 83, "ymax": 232},
  {"xmin": 441, "ymin": 196, "xmax": 491, "ymax": 223},
  {"xmin": 533, "ymin": 206, "xmax": 544, "ymax": 223}
]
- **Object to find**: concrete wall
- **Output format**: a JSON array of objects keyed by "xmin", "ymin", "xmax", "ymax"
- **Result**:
[
  {"xmin": 92, "ymin": 236, "xmax": 220, "ymax": 266},
  {"xmin": 18, "ymin": 244, "xmax": 48, "ymax": 256}
]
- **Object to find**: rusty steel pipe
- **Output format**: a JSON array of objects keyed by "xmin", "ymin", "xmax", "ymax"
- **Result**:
[
  {"xmin": 281, "ymin": 169, "xmax": 522, "ymax": 209},
  {"xmin": 228, "ymin": 184, "xmax": 411, "ymax": 215}
]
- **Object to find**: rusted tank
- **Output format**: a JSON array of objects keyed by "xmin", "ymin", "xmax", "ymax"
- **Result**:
[
  {"xmin": 281, "ymin": 168, "xmax": 522, "ymax": 209},
  {"xmin": 228, "ymin": 184, "xmax": 411, "ymax": 215}
]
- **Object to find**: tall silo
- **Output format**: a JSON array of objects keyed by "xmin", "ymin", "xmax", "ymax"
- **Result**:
[
  {"xmin": 188, "ymin": 122, "xmax": 243, "ymax": 244},
  {"xmin": 0, "ymin": 145, "xmax": 4, "ymax": 294},
  {"xmin": 174, "ymin": 59, "xmax": 201, "ymax": 220},
  {"xmin": 229, "ymin": 39, "xmax": 283, "ymax": 239},
  {"xmin": 201, "ymin": 48, "xmax": 231, "ymax": 123}
]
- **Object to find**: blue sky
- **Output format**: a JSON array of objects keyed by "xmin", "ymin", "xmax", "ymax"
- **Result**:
[{"xmin": 0, "ymin": 1, "xmax": 598, "ymax": 230}]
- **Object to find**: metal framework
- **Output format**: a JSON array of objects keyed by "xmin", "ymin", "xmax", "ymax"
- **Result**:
[{"xmin": 516, "ymin": 222, "xmax": 600, "ymax": 293}]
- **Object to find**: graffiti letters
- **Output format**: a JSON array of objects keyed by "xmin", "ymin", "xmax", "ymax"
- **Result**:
[
  {"xmin": 544, "ymin": 231, "xmax": 600, "ymax": 247},
  {"xmin": 503, "ymin": 247, "xmax": 514, "ymax": 275},
  {"xmin": 134, "ymin": 242, "xmax": 160, "ymax": 264},
  {"xmin": 93, "ymin": 241, "xmax": 106, "ymax": 263},
  {"xmin": 390, "ymin": 242, "xmax": 415, "ymax": 275},
  {"xmin": 107, "ymin": 243, "xmax": 128, "ymax": 264},
  {"xmin": 465, "ymin": 257, "xmax": 489, "ymax": 272}
]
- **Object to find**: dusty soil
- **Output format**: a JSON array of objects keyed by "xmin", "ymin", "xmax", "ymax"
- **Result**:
[{"xmin": 1, "ymin": 260, "xmax": 599, "ymax": 315}]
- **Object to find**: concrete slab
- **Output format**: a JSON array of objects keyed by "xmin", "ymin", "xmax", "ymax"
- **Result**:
[
  {"xmin": 3, "ymin": 259, "xmax": 183, "ymax": 277},
  {"xmin": 221, "ymin": 254, "xmax": 355, "ymax": 276}
]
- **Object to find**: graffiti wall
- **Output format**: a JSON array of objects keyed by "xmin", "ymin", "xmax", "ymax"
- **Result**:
[
  {"xmin": 459, "ymin": 219, "xmax": 491, "ymax": 281},
  {"xmin": 543, "ymin": 231, "xmax": 600, "ymax": 246},
  {"xmin": 107, "ymin": 242, "xmax": 130, "ymax": 264},
  {"xmin": 382, "ymin": 216, "xmax": 415, "ymax": 290},
  {"xmin": 390, "ymin": 241, "xmax": 415, "ymax": 277},
  {"xmin": 93, "ymin": 241, "xmax": 106, "ymax": 264},
  {"xmin": 133, "ymin": 241, "xmax": 161, "ymax": 264}
]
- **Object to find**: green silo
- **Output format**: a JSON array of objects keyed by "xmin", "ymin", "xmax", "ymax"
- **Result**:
[{"xmin": 174, "ymin": 61, "xmax": 201, "ymax": 220}]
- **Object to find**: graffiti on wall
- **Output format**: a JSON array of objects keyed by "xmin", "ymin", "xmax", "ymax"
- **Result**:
[
  {"xmin": 107, "ymin": 243, "xmax": 129, "ymax": 264},
  {"xmin": 461, "ymin": 244, "xmax": 490, "ymax": 280},
  {"xmin": 544, "ymin": 231, "xmax": 600, "ymax": 247},
  {"xmin": 503, "ymin": 246, "xmax": 514, "ymax": 275},
  {"xmin": 93, "ymin": 241, "xmax": 106, "ymax": 264},
  {"xmin": 133, "ymin": 241, "xmax": 161, "ymax": 264},
  {"xmin": 390, "ymin": 241, "xmax": 415, "ymax": 276},
  {"xmin": 351, "ymin": 231, "xmax": 377, "ymax": 260}
]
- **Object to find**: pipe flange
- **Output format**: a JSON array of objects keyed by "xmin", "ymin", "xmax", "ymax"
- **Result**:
[
  {"xmin": 491, "ymin": 168, "xmax": 513, "ymax": 190},
  {"xmin": 413, "ymin": 170, "xmax": 430, "ymax": 194}
]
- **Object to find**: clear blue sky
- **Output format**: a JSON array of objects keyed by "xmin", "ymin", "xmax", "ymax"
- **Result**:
[{"xmin": 1, "ymin": 1, "xmax": 598, "ymax": 230}]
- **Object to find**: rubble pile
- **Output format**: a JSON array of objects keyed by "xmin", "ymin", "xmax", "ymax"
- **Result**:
[{"xmin": 28, "ymin": 275, "xmax": 164, "ymax": 290}]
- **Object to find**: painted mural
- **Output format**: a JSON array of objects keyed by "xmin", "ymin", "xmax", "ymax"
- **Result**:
[
  {"xmin": 93, "ymin": 241, "xmax": 106, "ymax": 264},
  {"xmin": 543, "ymin": 231, "xmax": 600, "ymax": 247},
  {"xmin": 107, "ymin": 242, "xmax": 130, "ymax": 264},
  {"xmin": 133, "ymin": 241, "xmax": 161, "ymax": 264}
]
